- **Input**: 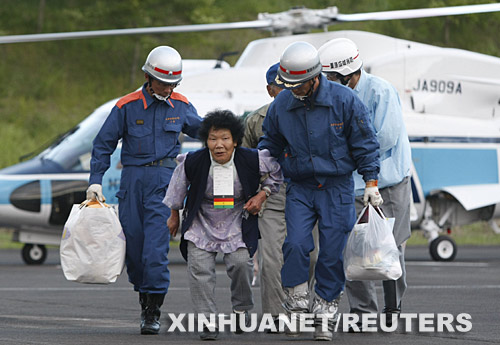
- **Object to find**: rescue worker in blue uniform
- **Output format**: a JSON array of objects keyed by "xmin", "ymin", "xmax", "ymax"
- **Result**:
[
  {"xmin": 258, "ymin": 41, "xmax": 382, "ymax": 341},
  {"xmin": 86, "ymin": 46, "xmax": 202, "ymax": 335},
  {"xmin": 319, "ymin": 38, "xmax": 412, "ymax": 331}
]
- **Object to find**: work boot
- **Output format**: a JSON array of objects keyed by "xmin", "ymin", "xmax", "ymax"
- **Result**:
[
  {"xmin": 141, "ymin": 293, "xmax": 165, "ymax": 335},
  {"xmin": 282, "ymin": 282, "xmax": 309, "ymax": 337},
  {"xmin": 382, "ymin": 306, "xmax": 401, "ymax": 328},
  {"xmin": 139, "ymin": 292, "xmax": 147, "ymax": 326},
  {"xmin": 311, "ymin": 292, "xmax": 342, "ymax": 341},
  {"xmin": 347, "ymin": 320, "xmax": 364, "ymax": 333},
  {"xmin": 233, "ymin": 310, "xmax": 250, "ymax": 334},
  {"xmin": 382, "ymin": 281, "xmax": 401, "ymax": 327},
  {"xmin": 264, "ymin": 315, "xmax": 282, "ymax": 334}
]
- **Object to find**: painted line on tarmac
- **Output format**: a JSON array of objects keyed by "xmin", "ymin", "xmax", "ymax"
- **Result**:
[
  {"xmin": 406, "ymin": 261, "xmax": 489, "ymax": 267},
  {"xmin": 409, "ymin": 284, "xmax": 500, "ymax": 289},
  {"xmin": 0, "ymin": 287, "xmax": 189, "ymax": 291},
  {"xmin": 0, "ymin": 314, "xmax": 136, "ymax": 328}
]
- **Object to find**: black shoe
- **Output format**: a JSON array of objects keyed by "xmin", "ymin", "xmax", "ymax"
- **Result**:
[
  {"xmin": 140, "ymin": 293, "xmax": 165, "ymax": 335},
  {"xmin": 347, "ymin": 321, "xmax": 363, "ymax": 333},
  {"xmin": 141, "ymin": 308, "xmax": 160, "ymax": 335},
  {"xmin": 139, "ymin": 292, "xmax": 147, "ymax": 325},
  {"xmin": 264, "ymin": 317, "xmax": 282, "ymax": 334},
  {"xmin": 382, "ymin": 307, "xmax": 400, "ymax": 328},
  {"xmin": 200, "ymin": 326, "xmax": 219, "ymax": 340},
  {"xmin": 233, "ymin": 310, "xmax": 249, "ymax": 334}
]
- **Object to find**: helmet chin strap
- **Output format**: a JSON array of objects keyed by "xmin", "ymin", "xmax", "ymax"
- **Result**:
[
  {"xmin": 292, "ymin": 78, "xmax": 316, "ymax": 101},
  {"xmin": 306, "ymin": 78, "xmax": 316, "ymax": 97},
  {"xmin": 148, "ymin": 76, "xmax": 170, "ymax": 102},
  {"xmin": 291, "ymin": 92, "xmax": 307, "ymax": 101}
]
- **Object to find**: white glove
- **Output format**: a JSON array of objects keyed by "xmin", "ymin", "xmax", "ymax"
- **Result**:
[
  {"xmin": 86, "ymin": 184, "xmax": 105, "ymax": 202},
  {"xmin": 363, "ymin": 181, "xmax": 383, "ymax": 206}
]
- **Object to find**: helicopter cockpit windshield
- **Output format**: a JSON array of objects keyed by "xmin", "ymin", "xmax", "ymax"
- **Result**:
[{"xmin": 40, "ymin": 98, "xmax": 117, "ymax": 172}]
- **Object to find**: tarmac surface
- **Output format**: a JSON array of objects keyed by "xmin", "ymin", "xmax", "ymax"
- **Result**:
[{"xmin": 1, "ymin": 244, "xmax": 499, "ymax": 344}]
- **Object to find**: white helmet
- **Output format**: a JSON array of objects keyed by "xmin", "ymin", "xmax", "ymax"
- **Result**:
[
  {"xmin": 276, "ymin": 41, "xmax": 322, "ymax": 89},
  {"xmin": 142, "ymin": 46, "xmax": 183, "ymax": 84},
  {"xmin": 318, "ymin": 38, "xmax": 362, "ymax": 76}
]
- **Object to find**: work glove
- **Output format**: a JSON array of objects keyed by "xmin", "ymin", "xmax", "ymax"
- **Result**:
[
  {"xmin": 86, "ymin": 184, "xmax": 105, "ymax": 202},
  {"xmin": 363, "ymin": 180, "xmax": 383, "ymax": 207}
]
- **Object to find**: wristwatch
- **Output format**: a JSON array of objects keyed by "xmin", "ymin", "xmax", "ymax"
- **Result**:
[{"xmin": 262, "ymin": 186, "xmax": 272, "ymax": 198}]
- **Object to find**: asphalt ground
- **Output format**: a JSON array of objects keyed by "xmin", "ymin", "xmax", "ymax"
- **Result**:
[{"xmin": 1, "ymin": 244, "xmax": 499, "ymax": 345}]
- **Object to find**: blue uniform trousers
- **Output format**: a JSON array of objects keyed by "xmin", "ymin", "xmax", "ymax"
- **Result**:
[
  {"xmin": 282, "ymin": 176, "xmax": 356, "ymax": 302},
  {"xmin": 117, "ymin": 165, "xmax": 172, "ymax": 294}
]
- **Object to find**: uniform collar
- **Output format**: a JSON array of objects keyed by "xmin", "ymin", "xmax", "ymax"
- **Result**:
[
  {"xmin": 286, "ymin": 74, "xmax": 333, "ymax": 110},
  {"xmin": 141, "ymin": 82, "xmax": 176, "ymax": 109},
  {"xmin": 353, "ymin": 69, "xmax": 367, "ymax": 95},
  {"xmin": 141, "ymin": 83, "xmax": 156, "ymax": 109}
]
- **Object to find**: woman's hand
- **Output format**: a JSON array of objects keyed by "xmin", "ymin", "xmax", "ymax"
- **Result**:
[
  {"xmin": 243, "ymin": 191, "xmax": 267, "ymax": 215},
  {"xmin": 167, "ymin": 209, "xmax": 180, "ymax": 236}
]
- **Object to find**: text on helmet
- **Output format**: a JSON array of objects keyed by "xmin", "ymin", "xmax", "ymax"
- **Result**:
[{"xmin": 328, "ymin": 54, "xmax": 359, "ymax": 69}]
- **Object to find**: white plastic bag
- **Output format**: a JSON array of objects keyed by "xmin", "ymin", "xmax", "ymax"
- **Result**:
[
  {"xmin": 60, "ymin": 201, "xmax": 126, "ymax": 284},
  {"xmin": 344, "ymin": 204, "xmax": 402, "ymax": 281}
]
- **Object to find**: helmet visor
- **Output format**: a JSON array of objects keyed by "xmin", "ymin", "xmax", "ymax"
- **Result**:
[{"xmin": 275, "ymin": 74, "xmax": 305, "ymax": 90}]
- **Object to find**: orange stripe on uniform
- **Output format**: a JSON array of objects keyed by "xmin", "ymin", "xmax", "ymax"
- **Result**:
[
  {"xmin": 170, "ymin": 92, "xmax": 189, "ymax": 105},
  {"xmin": 116, "ymin": 90, "xmax": 147, "ymax": 110}
]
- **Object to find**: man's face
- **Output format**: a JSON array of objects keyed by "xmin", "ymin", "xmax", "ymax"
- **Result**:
[
  {"xmin": 267, "ymin": 84, "xmax": 283, "ymax": 98},
  {"xmin": 146, "ymin": 74, "xmax": 178, "ymax": 98},
  {"xmin": 325, "ymin": 72, "xmax": 341, "ymax": 83},
  {"xmin": 325, "ymin": 72, "xmax": 354, "ymax": 89},
  {"xmin": 291, "ymin": 77, "xmax": 317, "ymax": 96}
]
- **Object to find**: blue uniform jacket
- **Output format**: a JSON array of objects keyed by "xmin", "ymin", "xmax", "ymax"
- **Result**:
[
  {"xmin": 352, "ymin": 70, "xmax": 412, "ymax": 195},
  {"xmin": 89, "ymin": 83, "xmax": 202, "ymax": 185},
  {"xmin": 258, "ymin": 74, "xmax": 380, "ymax": 186}
]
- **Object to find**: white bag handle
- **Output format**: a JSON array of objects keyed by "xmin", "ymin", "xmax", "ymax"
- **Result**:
[
  {"xmin": 79, "ymin": 199, "xmax": 107, "ymax": 209},
  {"xmin": 355, "ymin": 205, "xmax": 369, "ymax": 224},
  {"xmin": 355, "ymin": 204, "xmax": 387, "ymax": 224},
  {"xmin": 373, "ymin": 205, "xmax": 387, "ymax": 219}
]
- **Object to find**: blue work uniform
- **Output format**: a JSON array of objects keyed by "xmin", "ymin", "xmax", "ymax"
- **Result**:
[
  {"xmin": 90, "ymin": 83, "xmax": 202, "ymax": 294},
  {"xmin": 258, "ymin": 74, "xmax": 380, "ymax": 302}
]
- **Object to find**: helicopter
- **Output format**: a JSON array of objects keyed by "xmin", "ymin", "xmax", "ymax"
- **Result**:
[{"xmin": 1, "ymin": 3, "xmax": 500, "ymax": 264}]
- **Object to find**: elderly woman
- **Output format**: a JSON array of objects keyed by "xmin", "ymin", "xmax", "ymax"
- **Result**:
[{"xmin": 163, "ymin": 109, "xmax": 283, "ymax": 340}]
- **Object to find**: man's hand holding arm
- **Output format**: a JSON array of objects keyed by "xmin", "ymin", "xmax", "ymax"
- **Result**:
[{"xmin": 243, "ymin": 190, "xmax": 268, "ymax": 215}]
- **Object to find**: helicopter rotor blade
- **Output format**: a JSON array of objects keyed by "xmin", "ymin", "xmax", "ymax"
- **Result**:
[
  {"xmin": 1, "ymin": 3, "xmax": 500, "ymax": 44},
  {"xmin": 335, "ymin": 3, "xmax": 500, "ymax": 22},
  {"xmin": 0, "ymin": 20, "xmax": 272, "ymax": 44}
]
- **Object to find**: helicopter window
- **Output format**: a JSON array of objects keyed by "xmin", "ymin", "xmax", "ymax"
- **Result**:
[
  {"xmin": 10, "ymin": 181, "xmax": 41, "ymax": 213},
  {"xmin": 49, "ymin": 180, "xmax": 88, "ymax": 225},
  {"xmin": 41, "ymin": 104, "xmax": 111, "ymax": 172}
]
